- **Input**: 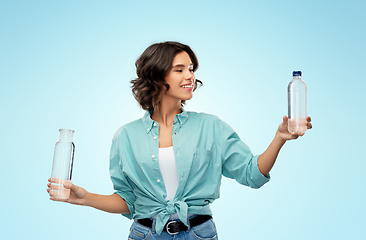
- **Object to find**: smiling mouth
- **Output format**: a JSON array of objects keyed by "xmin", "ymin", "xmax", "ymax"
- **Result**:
[{"xmin": 180, "ymin": 83, "xmax": 194, "ymax": 89}]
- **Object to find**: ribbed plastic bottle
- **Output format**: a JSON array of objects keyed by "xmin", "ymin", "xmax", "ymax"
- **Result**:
[
  {"xmin": 50, "ymin": 129, "xmax": 75, "ymax": 200},
  {"xmin": 288, "ymin": 71, "xmax": 307, "ymax": 134}
]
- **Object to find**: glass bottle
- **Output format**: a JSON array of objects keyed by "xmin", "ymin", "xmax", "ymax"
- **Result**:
[
  {"xmin": 50, "ymin": 129, "xmax": 75, "ymax": 200},
  {"xmin": 288, "ymin": 71, "xmax": 307, "ymax": 134}
]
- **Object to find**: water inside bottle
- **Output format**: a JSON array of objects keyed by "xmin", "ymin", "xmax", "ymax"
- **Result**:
[
  {"xmin": 49, "ymin": 178, "xmax": 71, "ymax": 200},
  {"xmin": 288, "ymin": 118, "xmax": 307, "ymax": 134}
]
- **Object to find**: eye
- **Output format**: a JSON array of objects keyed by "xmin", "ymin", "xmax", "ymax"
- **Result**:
[
  {"xmin": 175, "ymin": 69, "xmax": 183, "ymax": 72},
  {"xmin": 189, "ymin": 69, "xmax": 194, "ymax": 72}
]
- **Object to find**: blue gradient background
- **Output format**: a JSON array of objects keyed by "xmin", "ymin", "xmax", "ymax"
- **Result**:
[{"xmin": 1, "ymin": 0, "xmax": 365, "ymax": 239}]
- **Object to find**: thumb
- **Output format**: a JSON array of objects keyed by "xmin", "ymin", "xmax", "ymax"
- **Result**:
[
  {"xmin": 282, "ymin": 115, "xmax": 288, "ymax": 126},
  {"xmin": 63, "ymin": 182, "xmax": 74, "ymax": 190}
]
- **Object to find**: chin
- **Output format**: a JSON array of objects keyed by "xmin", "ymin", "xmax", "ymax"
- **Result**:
[
  {"xmin": 165, "ymin": 92, "xmax": 193, "ymax": 102},
  {"xmin": 182, "ymin": 94, "xmax": 193, "ymax": 101}
]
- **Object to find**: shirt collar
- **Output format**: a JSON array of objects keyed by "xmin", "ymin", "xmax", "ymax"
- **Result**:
[
  {"xmin": 175, "ymin": 107, "xmax": 189, "ymax": 125},
  {"xmin": 142, "ymin": 108, "xmax": 189, "ymax": 134}
]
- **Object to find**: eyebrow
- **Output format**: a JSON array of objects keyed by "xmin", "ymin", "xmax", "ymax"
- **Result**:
[{"xmin": 172, "ymin": 63, "xmax": 193, "ymax": 68}]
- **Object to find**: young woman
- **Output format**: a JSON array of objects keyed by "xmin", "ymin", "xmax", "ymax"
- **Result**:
[{"xmin": 48, "ymin": 41, "xmax": 312, "ymax": 239}]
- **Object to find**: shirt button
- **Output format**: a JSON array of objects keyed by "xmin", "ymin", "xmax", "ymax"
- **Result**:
[
  {"xmin": 154, "ymin": 123, "xmax": 157, "ymax": 126},
  {"xmin": 147, "ymin": 128, "xmax": 150, "ymax": 131},
  {"xmin": 181, "ymin": 174, "xmax": 183, "ymax": 178},
  {"xmin": 157, "ymin": 179, "xmax": 161, "ymax": 183},
  {"xmin": 152, "ymin": 155, "xmax": 155, "ymax": 158},
  {"xmin": 154, "ymin": 136, "xmax": 157, "ymax": 139}
]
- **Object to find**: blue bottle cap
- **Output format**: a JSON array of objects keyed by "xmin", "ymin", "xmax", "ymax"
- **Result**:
[{"xmin": 293, "ymin": 71, "xmax": 302, "ymax": 76}]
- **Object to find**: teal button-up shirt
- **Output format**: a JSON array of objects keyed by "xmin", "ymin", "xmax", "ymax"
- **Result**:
[{"xmin": 109, "ymin": 108, "xmax": 270, "ymax": 234}]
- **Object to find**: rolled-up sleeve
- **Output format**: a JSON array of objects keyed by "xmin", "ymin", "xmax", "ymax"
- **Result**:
[
  {"xmin": 109, "ymin": 132, "xmax": 136, "ymax": 219},
  {"xmin": 219, "ymin": 119, "xmax": 270, "ymax": 189}
]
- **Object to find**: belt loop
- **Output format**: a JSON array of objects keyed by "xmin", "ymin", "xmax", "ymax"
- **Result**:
[
  {"xmin": 151, "ymin": 218, "xmax": 157, "ymax": 234},
  {"xmin": 187, "ymin": 214, "xmax": 196, "ymax": 229}
]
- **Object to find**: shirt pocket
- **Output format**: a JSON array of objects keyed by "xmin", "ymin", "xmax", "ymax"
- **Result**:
[
  {"xmin": 191, "ymin": 148, "xmax": 214, "ymax": 177},
  {"xmin": 194, "ymin": 148, "xmax": 213, "ymax": 157}
]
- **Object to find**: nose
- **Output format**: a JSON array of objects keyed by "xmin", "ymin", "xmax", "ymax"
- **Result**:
[{"xmin": 186, "ymin": 70, "xmax": 195, "ymax": 81}]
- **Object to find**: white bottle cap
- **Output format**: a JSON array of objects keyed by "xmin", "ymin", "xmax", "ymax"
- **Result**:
[{"xmin": 58, "ymin": 129, "xmax": 75, "ymax": 142}]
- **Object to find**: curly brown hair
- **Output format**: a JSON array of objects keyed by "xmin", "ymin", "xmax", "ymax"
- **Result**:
[{"xmin": 130, "ymin": 41, "xmax": 202, "ymax": 111}]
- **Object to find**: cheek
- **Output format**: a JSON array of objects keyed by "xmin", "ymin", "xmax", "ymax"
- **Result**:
[{"xmin": 165, "ymin": 74, "xmax": 178, "ymax": 85}]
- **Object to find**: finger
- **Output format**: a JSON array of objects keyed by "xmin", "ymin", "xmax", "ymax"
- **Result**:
[
  {"xmin": 63, "ymin": 182, "xmax": 72, "ymax": 189},
  {"xmin": 50, "ymin": 178, "xmax": 62, "ymax": 184},
  {"xmin": 307, "ymin": 122, "xmax": 312, "ymax": 129},
  {"xmin": 49, "ymin": 197, "xmax": 68, "ymax": 202},
  {"xmin": 49, "ymin": 184, "xmax": 62, "ymax": 191},
  {"xmin": 306, "ymin": 116, "xmax": 311, "ymax": 122},
  {"xmin": 49, "ymin": 189, "xmax": 70, "ymax": 200},
  {"xmin": 291, "ymin": 133, "xmax": 299, "ymax": 139},
  {"xmin": 282, "ymin": 115, "xmax": 288, "ymax": 126}
]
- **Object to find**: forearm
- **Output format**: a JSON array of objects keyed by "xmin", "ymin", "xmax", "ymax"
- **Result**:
[
  {"xmin": 85, "ymin": 193, "xmax": 130, "ymax": 214},
  {"xmin": 258, "ymin": 131, "xmax": 286, "ymax": 176}
]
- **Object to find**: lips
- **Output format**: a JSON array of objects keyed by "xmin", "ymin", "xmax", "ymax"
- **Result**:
[{"xmin": 180, "ymin": 83, "xmax": 194, "ymax": 88}]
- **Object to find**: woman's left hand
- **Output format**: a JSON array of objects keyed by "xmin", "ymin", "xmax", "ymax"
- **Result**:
[{"xmin": 276, "ymin": 116, "xmax": 312, "ymax": 141}]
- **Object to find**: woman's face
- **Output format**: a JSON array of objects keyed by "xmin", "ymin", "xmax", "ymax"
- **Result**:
[{"xmin": 164, "ymin": 51, "xmax": 196, "ymax": 102}]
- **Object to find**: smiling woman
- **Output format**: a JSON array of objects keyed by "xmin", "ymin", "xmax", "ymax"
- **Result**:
[
  {"xmin": 47, "ymin": 41, "xmax": 312, "ymax": 239},
  {"xmin": 130, "ymin": 41, "xmax": 202, "ymax": 111}
]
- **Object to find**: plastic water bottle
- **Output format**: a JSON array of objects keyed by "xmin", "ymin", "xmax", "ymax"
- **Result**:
[
  {"xmin": 288, "ymin": 71, "xmax": 307, "ymax": 134},
  {"xmin": 50, "ymin": 129, "xmax": 75, "ymax": 200}
]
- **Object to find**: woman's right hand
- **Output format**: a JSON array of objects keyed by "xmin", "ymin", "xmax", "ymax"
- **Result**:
[{"xmin": 47, "ymin": 178, "xmax": 89, "ymax": 206}]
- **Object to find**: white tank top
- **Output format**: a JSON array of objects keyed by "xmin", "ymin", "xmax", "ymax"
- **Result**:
[
  {"xmin": 158, "ymin": 146, "xmax": 178, "ymax": 200},
  {"xmin": 156, "ymin": 146, "xmax": 194, "ymax": 220}
]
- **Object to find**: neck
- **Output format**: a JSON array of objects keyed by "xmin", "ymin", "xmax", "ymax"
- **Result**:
[{"xmin": 151, "ymin": 96, "xmax": 181, "ymax": 127}]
